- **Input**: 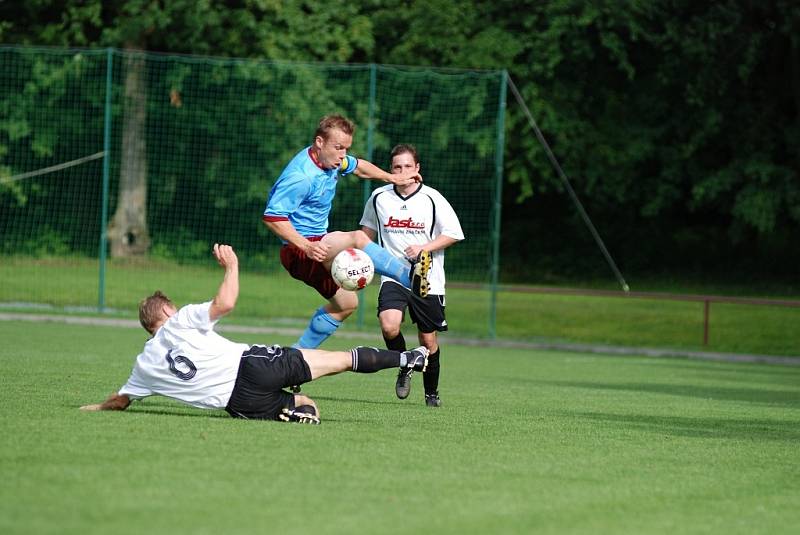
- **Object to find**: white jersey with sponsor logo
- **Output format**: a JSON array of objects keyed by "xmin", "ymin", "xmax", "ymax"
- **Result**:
[
  {"xmin": 118, "ymin": 301, "xmax": 249, "ymax": 409},
  {"xmin": 360, "ymin": 183, "xmax": 464, "ymax": 295}
]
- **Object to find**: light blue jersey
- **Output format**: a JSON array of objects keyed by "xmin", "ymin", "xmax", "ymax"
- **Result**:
[{"xmin": 263, "ymin": 147, "xmax": 358, "ymax": 238}]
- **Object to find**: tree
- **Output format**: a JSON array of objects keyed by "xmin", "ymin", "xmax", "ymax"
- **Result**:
[
  {"xmin": 0, "ymin": 0, "xmax": 379, "ymax": 256},
  {"xmin": 3, "ymin": 0, "xmax": 798, "ymax": 281},
  {"xmin": 366, "ymin": 0, "xmax": 800, "ymax": 279}
]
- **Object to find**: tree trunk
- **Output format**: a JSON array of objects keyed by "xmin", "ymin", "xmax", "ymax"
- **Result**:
[{"xmin": 107, "ymin": 49, "xmax": 151, "ymax": 257}]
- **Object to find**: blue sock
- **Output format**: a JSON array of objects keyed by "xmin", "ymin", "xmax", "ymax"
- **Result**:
[
  {"xmin": 363, "ymin": 242, "xmax": 411, "ymax": 287},
  {"xmin": 293, "ymin": 306, "xmax": 341, "ymax": 349}
]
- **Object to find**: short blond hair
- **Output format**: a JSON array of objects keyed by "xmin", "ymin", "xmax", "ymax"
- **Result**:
[
  {"xmin": 315, "ymin": 114, "xmax": 354, "ymax": 140},
  {"xmin": 138, "ymin": 290, "xmax": 174, "ymax": 334}
]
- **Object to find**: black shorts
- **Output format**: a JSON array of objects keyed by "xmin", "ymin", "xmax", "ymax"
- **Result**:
[
  {"xmin": 377, "ymin": 281, "xmax": 448, "ymax": 334},
  {"xmin": 225, "ymin": 345, "xmax": 312, "ymax": 420}
]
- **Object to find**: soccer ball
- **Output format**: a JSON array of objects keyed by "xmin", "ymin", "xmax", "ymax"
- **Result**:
[{"xmin": 331, "ymin": 248, "xmax": 374, "ymax": 291}]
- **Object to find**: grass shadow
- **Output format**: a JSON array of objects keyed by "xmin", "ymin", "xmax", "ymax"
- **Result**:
[
  {"xmin": 629, "ymin": 360, "xmax": 800, "ymax": 379},
  {"xmin": 127, "ymin": 405, "xmax": 230, "ymax": 418},
  {"xmin": 310, "ymin": 395, "xmax": 403, "ymax": 407},
  {"xmin": 560, "ymin": 410, "xmax": 800, "ymax": 442},
  {"xmin": 124, "ymin": 397, "xmax": 389, "ymax": 423},
  {"xmin": 531, "ymin": 379, "xmax": 800, "ymax": 408}
]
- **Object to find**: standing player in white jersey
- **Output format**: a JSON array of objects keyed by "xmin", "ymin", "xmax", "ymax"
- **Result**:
[
  {"xmin": 79, "ymin": 244, "xmax": 429, "ymax": 423},
  {"xmin": 360, "ymin": 144, "xmax": 464, "ymax": 407}
]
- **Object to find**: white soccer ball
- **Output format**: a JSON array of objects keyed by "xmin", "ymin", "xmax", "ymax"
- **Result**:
[{"xmin": 331, "ymin": 248, "xmax": 374, "ymax": 291}]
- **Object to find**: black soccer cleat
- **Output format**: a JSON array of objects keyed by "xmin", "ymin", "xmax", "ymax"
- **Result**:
[
  {"xmin": 278, "ymin": 406, "xmax": 320, "ymax": 425},
  {"xmin": 396, "ymin": 347, "xmax": 429, "ymax": 399},
  {"xmin": 403, "ymin": 346, "xmax": 429, "ymax": 372},
  {"xmin": 410, "ymin": 250, "xmax": 432, "ymax": 298},
  {"xmin": 395, "ymin": 368, "xmax": 413, "ymax": 399},
  {"xmin": 425, "ymin": 392, "xmax": 442, "ymax": 407}
]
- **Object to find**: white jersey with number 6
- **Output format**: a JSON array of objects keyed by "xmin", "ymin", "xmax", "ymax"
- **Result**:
[
  {"xmin": 360, "ymin": 183, "xmax": 464, "ymax": 295},
  {"xmin": 118, "ymin": 301, "xmax": 249, "ymax": 409}
]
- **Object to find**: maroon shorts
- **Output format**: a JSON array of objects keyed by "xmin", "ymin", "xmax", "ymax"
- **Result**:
[{"xmin": 279, "ymin": 236, "xmax": 340, "ymax": 300}]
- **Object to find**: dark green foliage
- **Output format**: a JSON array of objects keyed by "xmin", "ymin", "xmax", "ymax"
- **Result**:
[
  {"xmin": 492, "ymin": 1, "xmax": 800, "ymax": 281},
  {"xmin": 1, "ymin": 0, "xmax": 798, "ymax": 286},
  {"xmin": 0, "ymin": 48, "xmax": 503, "ymax": 285}
]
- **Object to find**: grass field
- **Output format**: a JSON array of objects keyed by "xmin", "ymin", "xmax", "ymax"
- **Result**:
[
  {"xmin": 2, "ymin": 257, "xmax": 799, "ymax": 356},
  {"xmin": 1, "ymin": 320, "xmax": 798, "ymax": 535}
]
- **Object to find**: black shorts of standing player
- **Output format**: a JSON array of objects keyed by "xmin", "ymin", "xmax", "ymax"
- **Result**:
[
  {"xmin": 225, "ymin": 345, "xmax": 312, "ymax": 420},
  {"xmin": 377, "ymin": 281, "xmax": 447, "ymax": 333}
]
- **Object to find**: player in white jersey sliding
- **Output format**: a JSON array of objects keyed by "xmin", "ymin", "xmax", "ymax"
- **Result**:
[
  {"xmin": 360, "ymin": 144, "xmax": 464, "ymax": 407},
  {"xmin": 79, "ymin": 244, "xmax": 428, "ymax": 424}
]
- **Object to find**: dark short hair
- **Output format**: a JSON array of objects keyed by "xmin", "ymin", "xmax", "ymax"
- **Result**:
[
  {"xmin": 138, "ymin": 290, "xmax": 174, "ymax": 334},
  {"xmin": 390, "ymin": 143, "xmax": 419, "ymax": 164},
  {"xmin": 315, "ymin": 114, "xmax": 355, "ymax": 140}
]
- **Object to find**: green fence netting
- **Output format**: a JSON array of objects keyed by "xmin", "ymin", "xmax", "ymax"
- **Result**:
[{"xmin": 0, "ymin": 46, "xmax": 506, "ymax": 336}]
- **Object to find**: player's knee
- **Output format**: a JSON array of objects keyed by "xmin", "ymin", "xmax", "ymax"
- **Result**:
[
  {"xmin": 330, "ymin": 291, "xmax": 358, "ymax": 316},
  {"xmin": 330, "ymin": 304, "xmax": 356, "ymax": 320},
  {"xmin": 381, "ymin": 323, "xmax": 401, "ymax": 340},
  {"xmin": 418, "ymin": 333, "xmax": 438, "ymax": 353},
  {"xmin": 351, "ymin": 230, "xmax": 371, "ymax": 248}
]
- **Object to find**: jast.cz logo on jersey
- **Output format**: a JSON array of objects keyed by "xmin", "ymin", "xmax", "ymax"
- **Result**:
[{"xmin": 383, "ymin": 216, "xmax": 425, "ymax": 229}]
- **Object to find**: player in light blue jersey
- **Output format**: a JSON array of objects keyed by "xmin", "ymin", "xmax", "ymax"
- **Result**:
[{"xmin": 262, "ymin": 114, "xmax": 432, "ymax": 351}]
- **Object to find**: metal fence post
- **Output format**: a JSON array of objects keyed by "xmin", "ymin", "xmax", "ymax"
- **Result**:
[
  {"xmin": 489, "ymin": 70, "xmax": 508, "ymax": 339},
  {"xmin": 98, "ymin": 47, "xmax": 113, "ymax": 312},
  {"xmin": 356, "ymin": 63, "xmax": 378, "ymax": 330}
]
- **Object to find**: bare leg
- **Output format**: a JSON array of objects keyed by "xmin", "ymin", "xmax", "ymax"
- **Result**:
[
  {"xmin": 299, "ymin": 346, "xmax": 423, "ymax": 380},
  {"xmin": 418, "ymin": 331, "xmax": 438, "ymax": 354},
  {"xmin": 320, "ymin": 230, "xmax": 372, "ymax": 267},
  {"xmin": 293, "ymin": 288, "xmax": 357, "ymax": 349},
  {"xmin": 300, "ymin": 349, "xmax": 353, "ymax": 380},
  {"xmin": 291, "ymin": 345, "xmax": 426, "ymax": 422},
  {"xmin": 379, "ymin": 309, "xmax": 404, "ymax": 341},
  {"xmin": 325, "ymin": 286, "xmax": 358, "ymax": 322}
]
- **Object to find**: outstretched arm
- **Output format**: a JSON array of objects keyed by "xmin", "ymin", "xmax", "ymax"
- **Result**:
[
  {"xmin": 209, "ymin": 243, "xmax": 239, "ymax": 322},
  {"xmin": 80, "ymin": 392, "xmax": 131, "ymax": 412},
  {"xmin": 354, "ymin": 159, "xmax": 422, "ymax": 186}
]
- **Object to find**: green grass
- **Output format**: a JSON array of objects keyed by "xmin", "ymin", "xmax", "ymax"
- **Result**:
[
  {"xmin": 2, "ymin": 256, "xmax": 799, "ymax": 356},
  {"xmin": 1, "ymin": 320, "xmax": 799, "ymax": 534}
]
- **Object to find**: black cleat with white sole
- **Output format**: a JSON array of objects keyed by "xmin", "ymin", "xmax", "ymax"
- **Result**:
[
  {"xmin": 395, "ymin": 368, "xmax": 413, "ymax": 399},
  {"xmin": 278, "ymin": 406, "xmax": 320, "ymax": 425},
  {"xmin": 396, "ymin": 346, "xmax": 429, "ymax": 399}
]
